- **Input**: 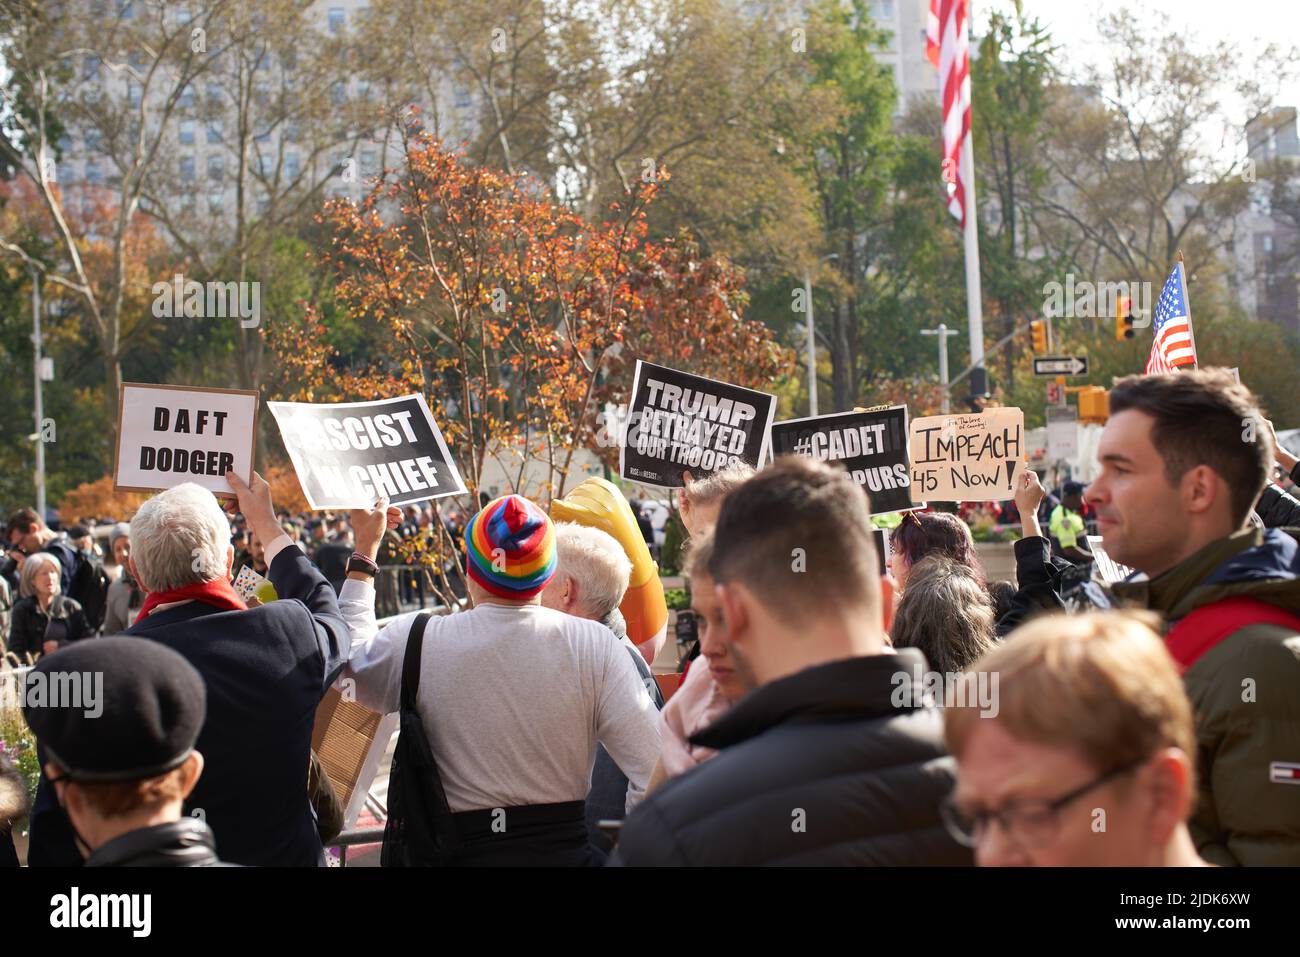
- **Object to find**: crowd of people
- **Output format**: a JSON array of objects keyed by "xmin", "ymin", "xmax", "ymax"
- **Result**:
[{"xmin": 2, "ymin": 367, "xmax": 1299, "ymax": 868}]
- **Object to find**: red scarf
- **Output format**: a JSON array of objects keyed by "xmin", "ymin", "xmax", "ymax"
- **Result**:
[{"xmin": 135, "ymin": 577, "xmax": 248, "ymax": 625}]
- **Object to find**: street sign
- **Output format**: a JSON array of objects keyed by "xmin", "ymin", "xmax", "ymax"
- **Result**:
[{"xmin": 1033, "ymin": 355, "xmax": 1088, "ymax": 377}]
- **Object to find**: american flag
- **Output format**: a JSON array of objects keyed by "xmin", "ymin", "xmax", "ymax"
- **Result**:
[
  {"xmin": 1145, "ymin": 262, "xmax": 1198, "ymax": 374},
  {"xmin": 926, "ymin": 0, "xmax": 972, "ymax": 226}
]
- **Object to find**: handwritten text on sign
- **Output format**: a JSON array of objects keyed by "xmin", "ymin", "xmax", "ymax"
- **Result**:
[{"xmin": 909, "ymin": 407, "xmax": 1025, "ymax": 503}]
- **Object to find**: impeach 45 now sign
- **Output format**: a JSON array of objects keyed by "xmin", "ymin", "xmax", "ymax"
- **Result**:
[
  {"xmin": 268, "ymin": 394, "xmax": 466, "ymax": 509},
  {"xmin": 114, "ymin": 383, "xmax": 259, "ymax": 498},
  {"xmin": 620, "ymin": 361, "xmax": 777, "ymax": 489},
  {"xmin": 770, "ymin": 406, "xmax": 916, "ymax": 514},
  {"xmin": 909, "ymin": 407, "xmax": 1027, "ymax": 503}
]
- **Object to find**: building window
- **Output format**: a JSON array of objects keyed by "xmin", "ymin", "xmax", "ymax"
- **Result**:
[
  {"xmin": 328, "ymin": 8, "xmax": 345, "ymax": 33},
  {"xmin": 180, "ymin": 84, "xmax": 195, "ymax": 108},
  {"xmin": 361, "ymin": 149, "xmax": 377, "ymax": 176},
  {"xmin": 1263, "ymin": 235, "xmax": 1274, "ymax": 253},
  {"xmin": 256, "ymin": 152, "xmax": 271, "ymax": 176},
  {"xmin": 176, "ymin": 9, "xmax": 191, "ymax": 25},
  {"xmin": 179, "ymin": 120, "xmax": 195, "ymax": 145},
  {"xmin": 207, "ymin": 189, "xmax": 224, "ymax": 213},
  {"xmin": 179, "ymin": 155, "xmax": 195, "ymax": 181},
  {"xmin": 285, "ymin": 153, "xmax": 300, "ymax": 179},
  {"xmin": 85, "ymin": 161, "xmax": 103, "ymax": 184},
  {"xmin": 181, "ymin": 192, "xmax": 195, "ymax": 211},
  {"xmin": 119, "ymin": 1, "xmax": 134, "ymax": 19},
  {"xmin": 871, "ymin": 0, "xmax": 895, "ymax": 17},
  {"xmin": 331, "ymin": 81, "xmax": 347, "ymax": 106},
  {"xmin": 207, "ymin": 154, "xmax": 224, "ymax": 181},
  {"xmin": 207, "ymin": 120, "xmax": 222, "ymax": 144},
  {"xmin": 128, "ymin": 82, "xmax": 141, "ymax": 107},
  {"xmin": 84, "ymin": 128, "xmax": 102, "ymax": 151},
  {"xmin": 206, "ymin": 83, "xmax": 221, "ymax": 106},
  {"xmin": 284, "ymin": 122, "xmax": 300, "ymax": 143},
  {"xmin": 82, "ymin": 56, "xmax": 101, "ymax": 81}
]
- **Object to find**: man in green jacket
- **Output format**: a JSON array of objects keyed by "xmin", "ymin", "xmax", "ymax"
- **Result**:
[{"xmin": 1087, "ymin": 368, "xmax": 1300, "ymax": 866}]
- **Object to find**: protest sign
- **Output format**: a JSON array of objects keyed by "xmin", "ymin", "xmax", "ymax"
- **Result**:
[
  {"xmin": 620, "ymin": 360, "xmax": 777, "ymax": 488},
  {"xmin": 114, "ymin": 383, "xmax": 258, "ymax": 498},
  {"xmin": 909, "ymin": 407, "xmax": 1026, "ymax": 503},
  {"xmin": 770, "ymin": 406, "xmax": 917, "ymax": 514},
  {"xmin": 268, "ymin": 394, "xmax": 466, "ymax": 509}
]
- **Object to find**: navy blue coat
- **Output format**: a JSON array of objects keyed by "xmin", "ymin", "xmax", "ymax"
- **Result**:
[{"xmin": 27, "ymin": 544, "xmax": 351, "ymax": 867}]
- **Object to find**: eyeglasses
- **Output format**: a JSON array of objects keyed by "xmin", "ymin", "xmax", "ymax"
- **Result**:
[{"xmin": 940, "ymin": 760, "xmax": 1143, "ymax": 850}]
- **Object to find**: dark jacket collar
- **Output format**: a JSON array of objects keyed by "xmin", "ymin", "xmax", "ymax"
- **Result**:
[
  {"xmin": 86, "ymin": 818, "xmax": 223, "ymax": 867},
  {"xmin": 689, "ymin": 648, "xmax": 930, "ymax": 751}
]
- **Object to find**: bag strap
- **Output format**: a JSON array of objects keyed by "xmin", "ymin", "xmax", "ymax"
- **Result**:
[{"xmin": 400, "ymin": 612, "xmax": 433, "ymax": 712}]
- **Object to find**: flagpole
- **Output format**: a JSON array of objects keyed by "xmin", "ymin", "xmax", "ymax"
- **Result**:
[
  {"xmin": 1176, "ymin": 250, "xmax": 1199, "ymax": 370},
  {"xmin": 960, "ymin": 101, "xmax": 986, "ymax": 399}
]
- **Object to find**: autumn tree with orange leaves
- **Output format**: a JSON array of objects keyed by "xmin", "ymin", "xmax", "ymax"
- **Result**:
[{"xmin": 265, "ymin": 120, "xmax": 791, "ymax": 603}]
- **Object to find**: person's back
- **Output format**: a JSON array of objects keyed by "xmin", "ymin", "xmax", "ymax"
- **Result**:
[
  {"xmin": 615, "ymin": 457, "xmax": 970, "ymax": 866},
  {"xmin": 385, "ymin": 603, "xmax": 655, "ymax": 812},
  {"xmin": 616, "ymin": 649, "xmax": 964, "ymax": 865},
  {"xmin": 128, "ymin": 596, "xmax": 334, "ymax": 865}
]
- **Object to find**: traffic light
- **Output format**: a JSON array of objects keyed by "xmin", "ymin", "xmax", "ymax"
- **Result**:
[
  {"xmin": 1115, "ymin": 295, "xmax": 1136, "ymax": 341},
  {"xmin": 1030, "ymin": 319, "xmax": 1048, "ymax": 354},
  {"xmin": 1078, "ymin": 386, "xmax": 1109, "ymax": 424}
]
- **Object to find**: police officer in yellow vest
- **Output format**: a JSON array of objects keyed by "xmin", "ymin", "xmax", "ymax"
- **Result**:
[{"xmin": 1049, "ymin": 480, "xmax": 1093, "ymax": 564}]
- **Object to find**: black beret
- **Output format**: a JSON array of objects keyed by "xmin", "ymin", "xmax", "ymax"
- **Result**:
[{"xmin": 23, "ymin": 637, "xmax": 206, "ymax": 783}]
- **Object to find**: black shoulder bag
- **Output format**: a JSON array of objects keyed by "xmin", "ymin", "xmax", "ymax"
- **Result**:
[{"xmin": 380, "ymin": 612, "xmax": 461, "ymax": 866}]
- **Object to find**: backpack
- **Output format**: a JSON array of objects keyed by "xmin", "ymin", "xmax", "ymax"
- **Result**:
[{"xmin": 56, "ymin": 545, "xmax": 110, "ymax": 634}]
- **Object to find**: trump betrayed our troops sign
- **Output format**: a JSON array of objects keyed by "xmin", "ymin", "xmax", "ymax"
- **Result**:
[
  {"xmin": 114, "ymin": 383, "xmax": 259, "ymax": 498},
  {"xmin": 621, "ymin": 361, "xmax": 778, "ymax": 489},
  {"xmin": 909, "ymin": 407, "xmax": 1027, "ymax": 503},
  {"xmin": 268, "ymin": 394, "xmax": 466, "ymax": 509},
  {"xmin": 770, "ymin": 406, "xmax": 917, "ymax": 514}
]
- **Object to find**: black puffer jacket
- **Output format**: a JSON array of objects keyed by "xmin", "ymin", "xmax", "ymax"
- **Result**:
[
  {"xmin": 611, "ymin": 650, "xmax": 972, "ymax": 866},
  {"xmin": 8, "ymin": 595, "xmax": 91, "ymax": 661}
]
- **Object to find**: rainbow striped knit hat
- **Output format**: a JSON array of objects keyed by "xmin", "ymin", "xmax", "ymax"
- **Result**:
[{"xmin": 464, "ymin": 494, "xmax": 557, "ymax": 599}]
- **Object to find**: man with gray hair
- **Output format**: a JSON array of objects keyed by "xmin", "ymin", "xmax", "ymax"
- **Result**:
[
  {"xmin": 26, "ymin": 470, "xmax": 380, "ymax": 868},
  {"xmin": 539, "ymin": 523, "xmax": 666, "ymax": 854}
]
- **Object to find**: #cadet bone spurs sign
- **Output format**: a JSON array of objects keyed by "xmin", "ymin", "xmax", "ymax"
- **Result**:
[
  {"xmin": 114, "ymin": 383, "xmax": 260, "ymax": 498},
  {"xmin": 268, "ymin": 394, "xmax": 466, "ymax": 509}
]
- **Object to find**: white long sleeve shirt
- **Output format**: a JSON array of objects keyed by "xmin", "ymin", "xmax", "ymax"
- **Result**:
[{"xmin": 338, "ymin": 579, "xmax": 661, "ymax": 814}]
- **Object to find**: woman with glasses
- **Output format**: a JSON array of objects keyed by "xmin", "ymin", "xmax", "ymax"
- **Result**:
[{"xmin": 941, "ymin": 611, "xmax": 1206, "ymax": 867}]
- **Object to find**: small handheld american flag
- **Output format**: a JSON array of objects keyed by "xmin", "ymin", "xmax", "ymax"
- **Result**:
[{"xmin": 1146, "ymin": 262, "xmax": 1198, "ymax": 374}]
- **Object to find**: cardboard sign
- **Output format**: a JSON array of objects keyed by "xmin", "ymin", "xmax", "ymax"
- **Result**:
[
  {"xmin": 114, "ymin": 383, "xmax": 258, "ymax": 498},
  {"xmin": 620, "ymin": 360, "xmax": 777, "ymax": 489},
  {"xmin": 909, "ymin": 407, "xmax": 1026, "ymax": 502},
  {"xmin": 268, "ymin": 394, "xmax": 466, "ymax": 509},
  {"xmin": 770, "ymin": 406, "xmax": 917, "ymax": 514}
]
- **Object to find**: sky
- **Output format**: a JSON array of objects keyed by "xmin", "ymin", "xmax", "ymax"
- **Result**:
[{"xmin": 988, "ymin": 0, "xmax": 1300, "ymax": 128}]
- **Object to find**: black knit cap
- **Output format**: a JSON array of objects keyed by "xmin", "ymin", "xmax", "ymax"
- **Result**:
[{"xmin": 23, "ymin": 636, "xmax": 206, "ymax": 783}]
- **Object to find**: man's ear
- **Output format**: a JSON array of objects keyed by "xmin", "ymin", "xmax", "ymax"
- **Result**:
[
  {"xmin": 179, "ymin": 751, "xmax": 205, "ymax": 801},
  {"xmin": 714, "ymin": 581, "xmax": 751, "ymax": 647},
  {"xmin": 127, "ymin": 555, "xmax": 145, "ymax": 591},
  {"xmin": 1144, "ymin": 748, "xmax": 1192, "ymax": 844},
  {"xmin": 1180, "ymin": 464, "xmax": 1219, "ymax": 518},
  {"xmin": 563, "ymin": 577, "xmax": 579, "ymax": 614}
]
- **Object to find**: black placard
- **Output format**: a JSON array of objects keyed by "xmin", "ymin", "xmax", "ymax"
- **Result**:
[
  {"xmin": 620, "ymin": 360, "xmax": 777, "ymax": 489},
  {"xmin": 769, "ymin": 405, "xmax": 916, "ymax": 514},
  {"xmin": 268, "ymin": 394, "xmax": 466, "ymax": 509}
]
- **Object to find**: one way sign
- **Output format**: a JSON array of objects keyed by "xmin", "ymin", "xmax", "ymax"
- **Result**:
[{"xmin": 1033, "ymin": 355, "xmax": 1088, "ymax": 377}]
